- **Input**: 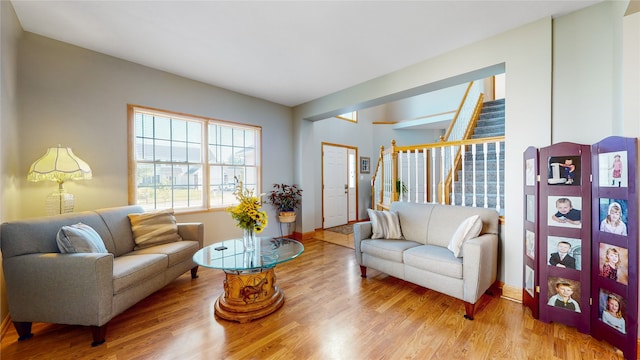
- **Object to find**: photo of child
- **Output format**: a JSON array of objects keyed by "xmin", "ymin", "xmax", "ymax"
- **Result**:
[
  {"xmin": 547, "ymin": 156, "xmax": 580, "ymax": 186},
  {"xmin": 547, "ymin": 278, "xmax": 581, "ymax": 313},
  {"xmin": 548, "ymin": 196, "xmax": 581, "ymax": 228},
  {"xmin": 599, "ymin": 289, "xmax": 626, "ymax": 334},
  {"xmin": 525, "ymin": 230, "xmax": 535, "ymax": 260},
  {"xmin": 599, "ymin": 243, "xmax": 629, "ymax": 285},
  {"xmin": 599, "ymin": 199, "xmax": 628, "ymax": 236},
  {"xmin": 598, "ymin": 151, "xmax": 628, "ymax": 188},
  {"xmin": 547, "ymin": 236, "xmax": 581, "ymax": 270}
]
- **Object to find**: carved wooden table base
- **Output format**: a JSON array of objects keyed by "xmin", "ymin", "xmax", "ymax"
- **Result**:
[{"xmin": 214, "ymin": 268, "xmax": 285, "ymax": 323}]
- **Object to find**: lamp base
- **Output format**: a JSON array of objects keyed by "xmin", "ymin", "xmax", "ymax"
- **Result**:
[{"xmin": 46, "ymin": 189, "xmax": 74, "ymax": 215}]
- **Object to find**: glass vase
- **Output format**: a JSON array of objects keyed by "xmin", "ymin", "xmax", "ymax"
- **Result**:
[{"xmin": 243, "ymin": 228, "xmax": 256, "ymax": 251}]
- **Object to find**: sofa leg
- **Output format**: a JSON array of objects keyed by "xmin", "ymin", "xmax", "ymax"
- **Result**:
[
  {"xmin": 359, "ymin": 265, "xmax": 367, "ymax": 278},
  {"xmin": 13, "ymin": 321, "xmax": 33, "ymax": 341},
  {"xmin": 91, "ymin": 325, "xmax": 107, "ymax": 347},
  {"xmin": 191, "ymin": 266, "xmax": 199, "ymax": 279},
  {"xmin": 464, "ymin": 302, "xmax": 475, "ymax": 320}
]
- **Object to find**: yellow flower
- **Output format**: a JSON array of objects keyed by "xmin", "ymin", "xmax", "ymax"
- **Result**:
[{"xmin": 226, "ymin": 178, "xmax": 268, "ymax": 233}]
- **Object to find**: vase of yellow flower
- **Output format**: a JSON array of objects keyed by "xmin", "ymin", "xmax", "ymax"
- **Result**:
[
  {"xmin": 226, "ymin": 177, "xmax": 268, "ymax": 251},
  {"xmin": 242, "ymin": 228, "xmax": 256, "ymax": 251}
]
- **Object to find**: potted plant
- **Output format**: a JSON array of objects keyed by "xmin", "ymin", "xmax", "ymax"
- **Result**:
[
  {"xmin": 266, "ymin": 183, "xmax": 303, "ymax": 223},
  {"xmin": 396, "ymin": 179, "xmax": 408, "ymax": 200}
]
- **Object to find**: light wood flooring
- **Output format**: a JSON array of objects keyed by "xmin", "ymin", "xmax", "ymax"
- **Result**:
[{"xmin": 1, "ymin": 231, "xmax": 625, "ymax": 359}]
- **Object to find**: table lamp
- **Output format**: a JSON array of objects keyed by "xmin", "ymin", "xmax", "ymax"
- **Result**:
[{"xmin": 27, "ymin": 145, "xmax": 92, "ymax": 215}]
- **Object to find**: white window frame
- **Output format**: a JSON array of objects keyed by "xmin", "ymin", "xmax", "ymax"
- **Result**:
[
  {"xmin": 128, "ymin": 105, "xmax": 262, "ymax": 212},
  {"xmin": 337, "ymin": 111, "xmax": 358, "ymax": 123}
]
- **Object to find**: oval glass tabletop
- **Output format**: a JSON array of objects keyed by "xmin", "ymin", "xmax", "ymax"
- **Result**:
[{"xmin": 193, "ymin": 237, "xmax": 304, "ymax": 272}]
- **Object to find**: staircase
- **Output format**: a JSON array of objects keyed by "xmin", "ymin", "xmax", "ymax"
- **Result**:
[{"xmin": 452, "ymin": 99, "xmax": 505, "ymax": 213}]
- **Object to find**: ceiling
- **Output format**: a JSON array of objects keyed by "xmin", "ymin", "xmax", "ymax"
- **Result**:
[{"xmin": 11, "ymin": 1, "xmax": 603, "ymax": 107}]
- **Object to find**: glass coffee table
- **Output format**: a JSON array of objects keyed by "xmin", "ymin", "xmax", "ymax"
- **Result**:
[{"xmin": 193, "ymin": 237, "xmax": 304, "ymax": 323}]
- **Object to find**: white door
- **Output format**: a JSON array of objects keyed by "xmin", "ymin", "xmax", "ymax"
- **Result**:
[
  {"xmin": 322, "ymin": 144, "xmax": 348, "ymax": 228},
  {"xmin": 348, "ymin": 149, "xmax": 357, "ymax": 222}
]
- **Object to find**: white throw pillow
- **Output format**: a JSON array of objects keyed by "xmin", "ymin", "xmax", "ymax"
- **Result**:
[
  {"xmin": 367, "ymin": 209, "xmax": 404, "ymax": 239},
  {"xmin": 447, "ymin": 215, "xmax": 483, "ymax": 258},
  {"xmin": 56, "ymin": 223, "xmax": 108, "ymax": 253}
]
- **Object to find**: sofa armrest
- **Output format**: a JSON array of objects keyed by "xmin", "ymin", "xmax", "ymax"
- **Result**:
[
  {"xmin": 178, "ymin": 223, "xmax": 204, "ymax": 249},
  {"xmin": 353, "ymin": 222, "xmax": 372, "ymax": 264},
  {"xmin": 3, "ymin": 252, "xmax": 114, "ymax": 326},
  {"xmin": 461, "ymin": 233, "xmax": 498, "ymax": 303}
]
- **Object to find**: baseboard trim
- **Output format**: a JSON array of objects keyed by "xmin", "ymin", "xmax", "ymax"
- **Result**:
[
  {"xmin": 300, "ymin": 231, "xmax": 315, "ymax": 241},
  {"xmin": 500, "ymin": 283, "xmax": 523, "ymax": 303},
  {"xmin": 1, "ymin": 314, "xmax": 11, "ymax": 339}
]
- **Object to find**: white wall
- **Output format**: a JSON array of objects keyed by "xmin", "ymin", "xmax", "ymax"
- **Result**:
[
  {"xmin": 294, "ymin": 1, "xmax": 633, "ymax": 292},
  {"xmin": 294, "ymin": 17, "xmax": 553, "ymax": 288},
  {"xmin": 553, "ymin": 1, "xmax": 627, "ymax": 143},
  {"xmin": 17, "ymin": 33, "xmax": 293, "ymax": 243},
  {"xmin": 384, "ymin": 83, "xmax": 468, "ymax": 121},
  {"xmin": 0, "ymin": 0, "xmax": 23, "ymax": 326}
]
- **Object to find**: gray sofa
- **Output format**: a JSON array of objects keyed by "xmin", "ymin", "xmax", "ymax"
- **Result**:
[
  {"xmin": 354, "ymin": 202, "xmax": 499, "ymax": 319},
  {"xmin": 0, "ymin": 205, "xmax": 203, "ymax": 346}
]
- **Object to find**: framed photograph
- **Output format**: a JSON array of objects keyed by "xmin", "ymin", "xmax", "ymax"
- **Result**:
[
  {"xmin": 526, "ymin": 195, "xmax": 536, "ymax": 222},
  {"xmin": 598, "ymin": 243, "xmax": 629, "ymax": 285},
  {"xmin": 546, "ymin": 277, "xmax": 582, "ymax": 313},
  {"xmin": 525, "ymin": 230, "xmax": 535, "ymax": 260},
  {"xmin": 547, "ymin": 236, "xmax": 582, "ymax": 271},
  {"xmin": 547, "ymin": 156, "xmax": 581, "ymax": 186},
  {"xmin": 360, "ymin": 157, "xmax": 370, "ymax": 174},
  {"xmin": 598, "ymin": 289, "xmax": 627, "ymax": 334},
  {"xmin": 525, "ymin": 265, "xmax": 535, "ymax": 297},
  {"xmin": 598, "ymin": 151, "xmax": 628, "ymax": 188},
  {"xmin": 526, "ymin": 158, "xmax": 536, "ymax": 186},
  {"xmin": 547, "ymin": 195, "xmax": 582, "ymax": 228},
  {"xmin": 598, "ymin": 198, "xmax": 628, "ymax": 236}
]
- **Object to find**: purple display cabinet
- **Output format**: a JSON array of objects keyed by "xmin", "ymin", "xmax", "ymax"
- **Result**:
[
  {"xmin": 522, "ymin": 146, "xmax": 539, "ymax": 319},
  {"xmin": 590, "ymin": 136, "xmax": 638, "ymax": 360},
  {"xmin": 538, "ymin": 142, "xmax": 591, "ymax": 334}
]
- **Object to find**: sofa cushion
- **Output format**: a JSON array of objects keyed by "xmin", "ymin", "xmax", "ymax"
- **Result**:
[
  {"xmin": 128, "ymin": 240, "xmax": 199, "ymax": 267},
  {"xmin": 0, "ymin": 211, "xmax": 112, "ymax": 258},
  {"xmin": 367, "ymin": 209, "xmax": 403, "ymax": 239},
  {"xmin": 447, "ymin": 215, "xmax": 482, "ymax": 257},
  {"xmin": 389, "ymin": 202, "xmax": 434, "ymax": 244},
  {"xmin": 113, "ymin": 253, "xmax": 168, "ymax": 294},
  {"xmin": 360, "ymin": 239, "xmax": 421, "ymax": 263},
  {"xmin": 96, "ymin": 205, "xmax": 144, "ymax": 256},
  {"xmin": 404, "ymin": 245, "xmax": 463, "ymax": 279},
  {"xmin": 426, "ymin": 205, "xmax": 499, "ymax": 247},
  {"xmin": 128, "ymin": 209, "xmax": 182, "ymax": 250},
  {"xmin": 56, "ymin": 223, "xmax": 109, "ymax": 253}
]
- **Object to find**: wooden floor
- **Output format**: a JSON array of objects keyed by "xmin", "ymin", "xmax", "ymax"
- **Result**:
[{"xmin": 1, "ymin": 231, "xmax": 625, "ymax": 359}]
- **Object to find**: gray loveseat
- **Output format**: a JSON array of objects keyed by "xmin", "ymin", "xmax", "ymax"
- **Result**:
[
  {"xmin": 0, "ymin": 205, "xmax": 203, "ymax": 346},
  {"xmin": 354, "ymin": 202, "xmax": 499, "ymax": 319}
]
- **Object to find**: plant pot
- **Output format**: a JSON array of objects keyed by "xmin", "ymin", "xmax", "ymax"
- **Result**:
[{"xmin": 278, "ymin": 211, "xmax": 296, "ymax": 223}]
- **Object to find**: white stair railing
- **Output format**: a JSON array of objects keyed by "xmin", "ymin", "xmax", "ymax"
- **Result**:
[{"xmin": 372, "ymin": 137, "xmax": 505, "ymax": 214}]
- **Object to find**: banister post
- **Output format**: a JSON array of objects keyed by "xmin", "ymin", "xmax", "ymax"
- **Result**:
[{"xmin": 391, "ymin": 140, "xmax": 398, "ymax": 202}]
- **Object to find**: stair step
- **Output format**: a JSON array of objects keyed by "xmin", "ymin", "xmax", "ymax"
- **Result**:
[
  {"xmin": 479, "ymin": 110, "xmax": 505, "ymax": 120},
  {"xmin": 454, "ymin": 181, "xmax": 504, "ymax": 192},
  {"xmin": 483, "ymin": 98, "xmax": 505, "ymax": 107},
  {"xmin": 476, "ymin": 117, "xmax": 504, "ymax": 126},
  {"xmin": 474, "ymin": 124, "xmax": 504, "ymax": 134},
  {"xmin": 456, "ymin": 167, "xmax": 504, "ymax": 182},
  {"xmin": 445, "ymin": 98, "xmax": 505, "ymax": 216}
]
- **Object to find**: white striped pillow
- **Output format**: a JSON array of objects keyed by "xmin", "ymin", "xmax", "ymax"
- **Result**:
[
  {"xmin": 128, "ymin": 209, "xmax": 182, "ymax": 249},
  {"xmin": 367, "ymin": 209, "xmax": 404, "ymax": 239}
]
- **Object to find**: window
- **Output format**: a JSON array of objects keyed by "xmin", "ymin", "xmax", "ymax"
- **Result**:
[
  {"xmin": 337, "ymin": 111, "xmax": 357, "ymax": 123},
  {"xmin": 129, "ymin": 105, "xmax": 261, "ymax": 211}
]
